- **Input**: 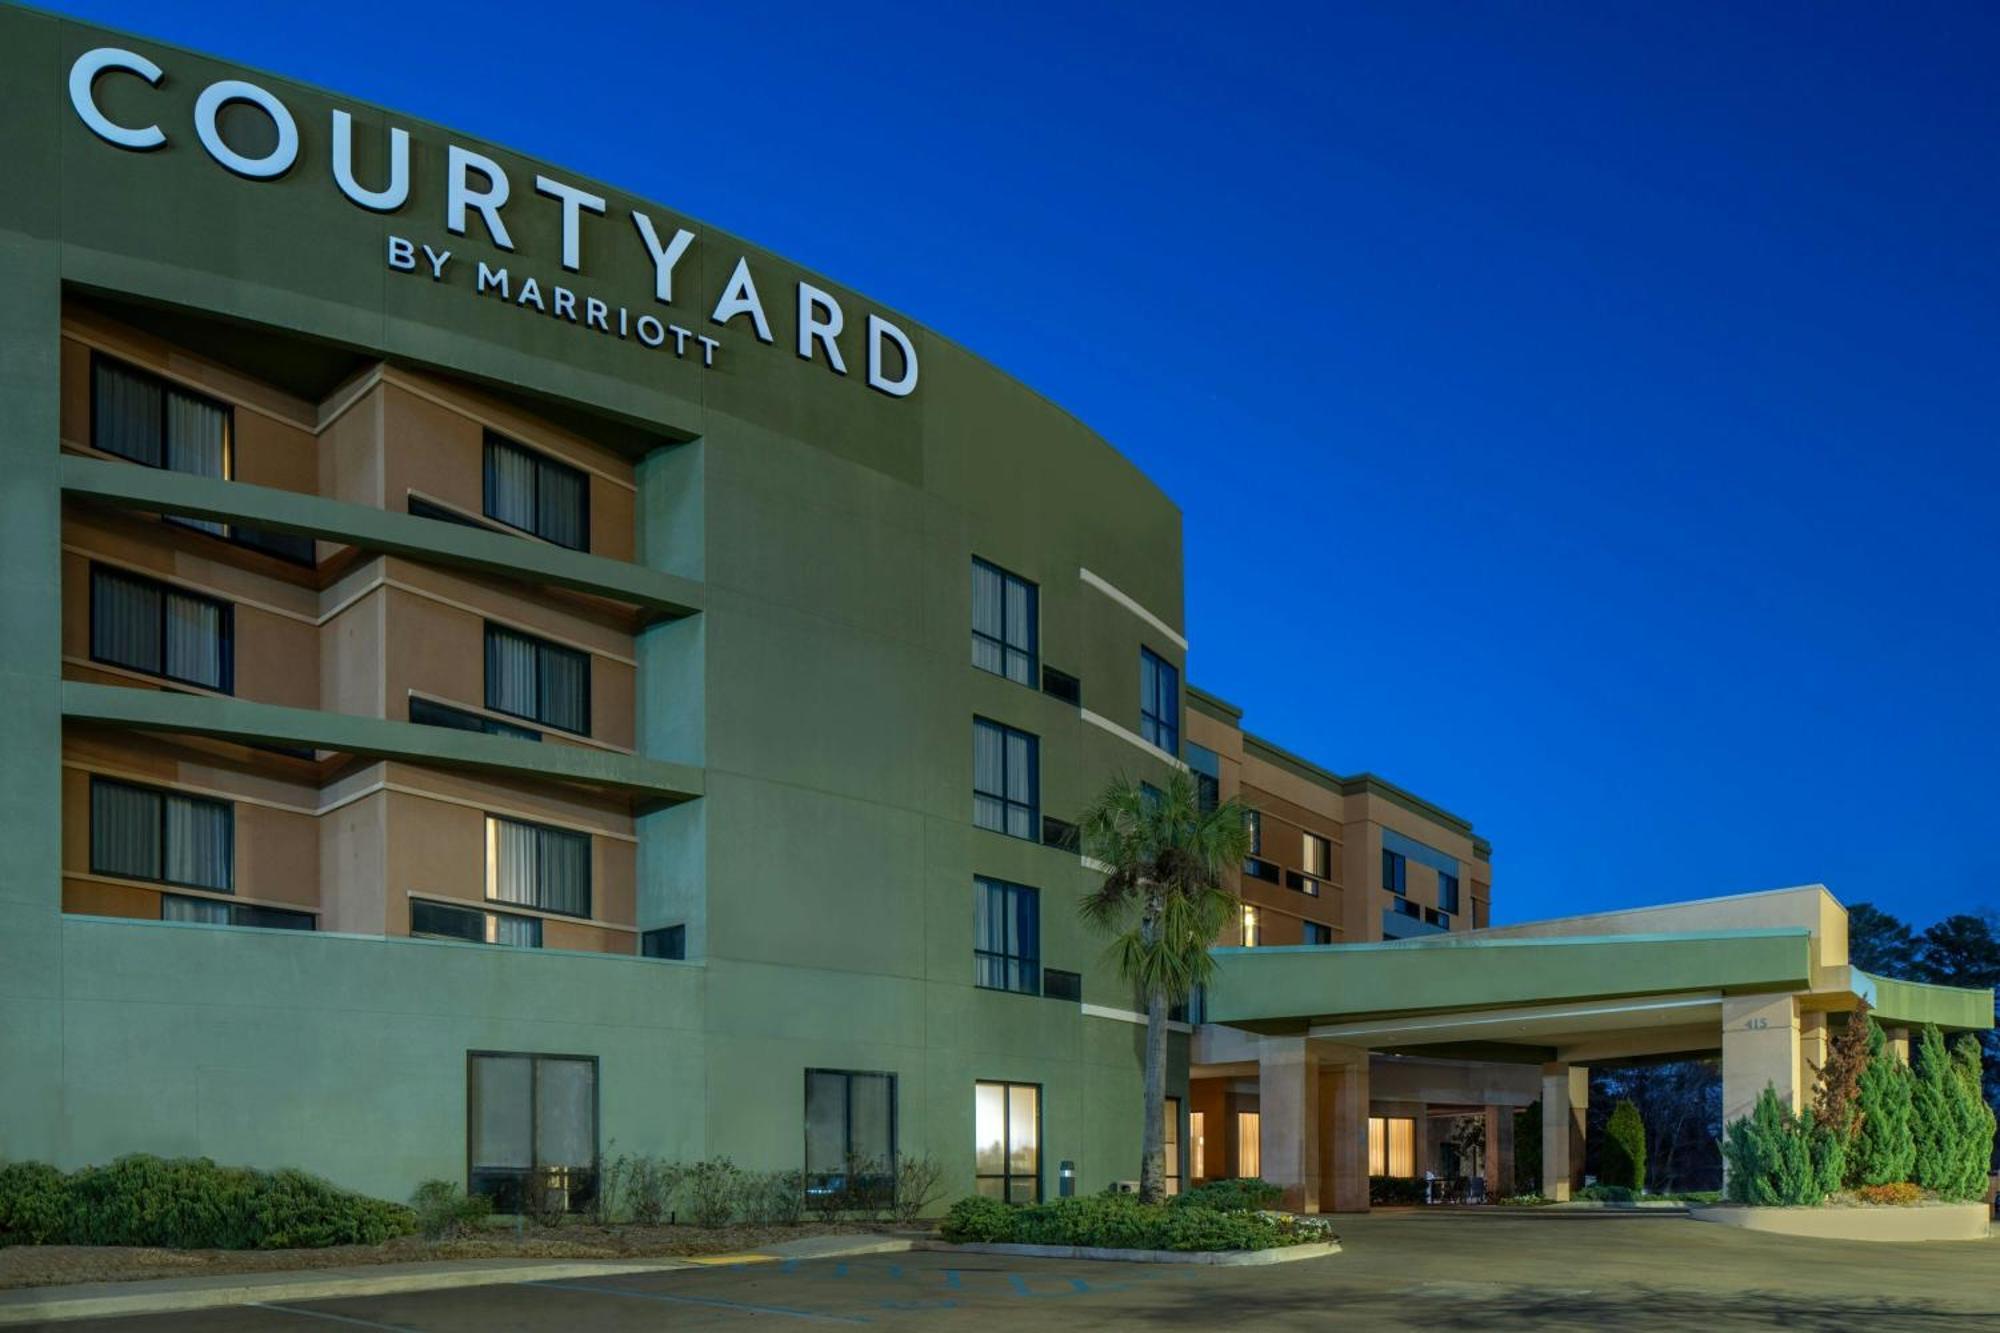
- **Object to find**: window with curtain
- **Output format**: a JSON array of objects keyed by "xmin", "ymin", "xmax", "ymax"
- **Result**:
[
  {"xmin": 1383, "ymin": 848, "xmax": 1407, "ymax": 895},
  {"xmin": 411, "ymin": 898, "xmax": 543, "ymax": 948},
  {"xmin": 1303, "ymin": 920, "xmax": 1334, "ymax": 945},
  {"xmin": 970, "ymin": 558, "xmax": 1037, "ymax": 685},
  {"xmin": 1237, "ymin": 1111, "xmax": 1261, "ymax": 1178},
  {"xmin": 1139, "ymin": 648, "xmax": 1179, "ymax": 755},
  {"xmin": 805, "ymin": 1070, "xmax": 897, "ymax": 1205},
  {"xmin": 90, "ymin": 565, "xmax": 233, "ymax": 692},
  {"xmin": 974, "ymin": 1081, "xmax": 1041, "ymax": 1203},
  {"xmin": 1439, "ymin": 872, "xmax": 1461, "ymax": 915},
  {"xmin": 90, "ymin": 777, "xmax": 232, "ymax": 892},
  {"xmin": 485, "ymin": 815, "xmax": 591, "ymax": 918},
  {"xmin": 974, "ymin": 877, "xmax": 1040, "ymax": 994},
  {"xmin": 467, "ymin": 1052, "xmax": 598, "ymax": 1214},
  {"xmin": 484, "ymin": 625, "xmax": 590, "ymax": 735},
  {"xmin": 483, "ymin": 434, "xmax": 589, "ymax": 550},
  {"xmin": 1241, "ymin": 904, "xmax": 1260, "ymax": 947},
  {"xmin": 1302, "ymin": 832, "xmax": 1331, "ymax": 879},
  {"xmin": 1164, "ymin": 1096, "xmax": 1183, "ymax": 1195},
  {"xmin": 1369, "ymin": 1116, "xmax": 1416, "ymax": 1177},
  {"xmin": 972, "ymin": 718, "xmax": 1038, "ymax": 839},
  {"xmin": 162, "ymin": 894, "xmax": 313, "ymax": 931},
  {"xmin": 409, "ymin": 696, "xmax": 542, "ymax": 741},
  {"xmin": 1190, "ymin": 1110, "xmax": 1207, "ymax": 1183}
]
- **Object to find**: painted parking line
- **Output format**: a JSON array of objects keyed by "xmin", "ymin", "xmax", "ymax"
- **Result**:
[
  {"xmin": 247, "ymin": 1303, "xmax": 419, "ymax": 1332},
  {"xmin": 529, "ymin": 1278, "xmax": 870, "ymax": 1324}
]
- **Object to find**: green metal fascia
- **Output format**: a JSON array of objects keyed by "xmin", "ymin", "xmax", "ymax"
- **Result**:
[
  {"xmin": 1203, "ymin": 928, "xmax": 1814, "ymax": 1029},
  {"xmin": 62, "ymin": 681, "xmax": 703, "ymax": 802},
  {"xmin": 61, "ymin": 456, "xmax": 703, "ymax": 617},
  {"xmin": 1855, "ymin": 969, "xmax": 1995, "ymax": 1032}
]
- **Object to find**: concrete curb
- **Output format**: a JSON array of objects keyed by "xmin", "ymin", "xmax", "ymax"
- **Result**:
[
  {"xmin": 0, "ymin": 1258, "xmax": 694, "ymax": 1326},
  {"xmin": 919, "ymin": 1239, "xmax": 1341, "ymax": 1266},
  {"xmin": 1690, "ymin": 1202, "xmax": 1992, "ymax": 1243}
]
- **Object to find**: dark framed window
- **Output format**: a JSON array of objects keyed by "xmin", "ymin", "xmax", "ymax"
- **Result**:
[
  {"xmin": 1186, "ymin": 743, "xmax": 1220, "ymax": 812},
  {"xmin": 89, "ymin": 776, "xmax": 232, "ymax": 892},
  {"xmin": 1425, "ymin": 907, "xmax": 1451, "ymax": 928},
  {"xmin": 1302, "ymin": 832, "xmax": 1331, "ymax": 879},
  {"xmin": 1244, "ymin": 857, "xmax": 1282, "ymax": 884},
  {"xmin": 1285, "ymin": 870, "xmax": 1322, "ymax": 897},
  {"xmin": 485, "ymin": 624, "xmax": 590, "ymax": 735},
  {"xmin": 805, "ymin": 1069, "xmax": 897, "ymax": 1206},
  {"xmin": 467, "ymin": 1052, "xmax": 598, "ymax": 1214},
  {"xmin": 1245, "ymin": 810, "xmax": 1262, "ymax": 855},
  {"xmin": 90, "ymin": 565, "xmax": 233, "ymax": 692},
  {"xmin": 975, "ymin": 877, "xmax": 1040, "ymax": 994},
  {"xmin": 1040, "ymin": 816, "xmax": 1079, "ymax": 853},
  {"xmin": 90, "ymin": 355, "xmax": 313, "ymax": 566},
  {"xmin": 641, "ymin": 925, "xmax": 686, "ymax": 960},
  {"xmin": 1303, "ymin": 921, "xmax": 1334, "ymax": 945},
  {"xmin": 484, "ymin": 433, "xmax": 589, "ymax": 550},
  {"xmin": 1392, "ymin": 896, "xmax": 1423, "ymax": 920},
  {"xmin": 412, "ymin": 898, "xmax": 542, "ymax": 948},
  {"xmin": 1439, "ymin": 872, "xmax": 1461, "ymax": 915},
  {"xmin": 972, "ymin": 718, "xmax": 1038, "ymax": 839},
  {"xmin": 975, "ymin": 1080, "xmax": 1042, "ymax": 1203},
  {"xmin": 1041, "ymin": 968, "xmax": 1082, "ymax": 1002},
  {"xmin": 409, "ymin": 494, "xmax": 495, "ymax": 531},
  {"xmin": 162, "ymin": 894, "xmax": 313, "ymax": 931},
  {"xmin": 486, "ymin": 815, "xmax": 591, "ymax": 918},
  {"xmin": 1383, "ymin": 848, "xmax": 1407, "ymax": 895},
  {"xmin": 971, "ymin": 558, "xmax": 1037, "ymax": 686},
  {"xmin": 1040, "ymin": 664, "xmax": 1080, "ymax": 707},
  {"xmin": 410, "ymin": 695, "xmax": 542, "ymax": 742},
  {"xmin": 1139, "ymin": 648, "xmax": 1179, "ymax": 756}
]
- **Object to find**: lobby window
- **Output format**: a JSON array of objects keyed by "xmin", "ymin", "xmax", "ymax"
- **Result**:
[
  {"xmin": 974, "ymin": 877, "xmax": 1040, "ymax": 994},
  {"xmin": 1369, "ymin": 1116, "xmax": 1416, "ymax": 1178},
  {"xmin": 90, "ymin": 566, "xmax": 232, "ymax": 693},
  {"xmin": 1383, "ymin": 848, "xmax": 1407, "ymax": 896},
  {"xmin": 1302, "ymin": 832, "xmax": 1331, "ymax": 879},
  {"xmin": 1190, "ymin": 1110, "xmax": 1207, "ymax": 1182},
  {"xmin": 485, "ymin": 625, "xmax": 590, "ymax": 736},
  {"xmin": 1439, "ymin": 872, "xmax": 1461, "ymax": 915},
  {"xmin": 486, "ymin": 815, "xmax": 591, "ymax": 918},
  {"xmin": 1237, "ymin": 1111, "xmax": 1261, "ymax": 1178},
  {"xmin": 1164, "ymin": 1096, "xmax": 1183, "ymax": 1196},
  {"xmin": 642, "ymin": 925, "xmax": 686, "ymax": 960},
  {"xmin": 163, "ymin": 895, "xmax": 313, "ymax": 931},
  {"xmin": 412, "ymin": 898, "xmax": 542, "ymax": 948},
  {"xmin": 410, "ymin": 696, "xmax": 541, "ymax": 742},
  {"xmin": 971, "ymin": 558, "xmax": 1037, "ymax": 686},
  {"xmin": 90, "ymin": 777, "xmax": 232, "ymax": 892},
  {"xmin": 806, "ymin": 1070, "xmax": 896, "ymax": 1207},
  {"xmin": 484, "ymin": 433, "xmax": 588, "ymax": 550},
  {"xmin": 468, "ymin": 1052, "xmax": 598, "ymax": 1214},
  {"xmin": 1303, "ymin": 921, "xmax": 1333, "ymax": 945},
  {"xmin": 975, "ymin": 1081, "xmax": 1041, "ymax": 1203},
  {"xmin": 1139, "ymin": 648, "xmax": 1179, "ymax": 756},
  {"xmin": 972, "ymin": 718, "xmax": 1038, "ymax": 839},
  {"xmin": 1241, "ymin": 904, "xmax": 1260, "ymax": 947}
]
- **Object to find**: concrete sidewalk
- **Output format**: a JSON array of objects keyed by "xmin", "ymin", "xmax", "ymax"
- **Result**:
[{"xmin": 0, "ymin": 1236, "xmax": 920, "ymax": 1325}]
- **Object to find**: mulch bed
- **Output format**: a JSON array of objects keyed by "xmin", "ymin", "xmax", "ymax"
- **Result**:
[{"xmin": 0, "ymin": 1221, "xmax": 891, "ymax": 1291}]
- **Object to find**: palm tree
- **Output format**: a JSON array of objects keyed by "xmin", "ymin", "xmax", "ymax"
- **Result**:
[{"xmin": 1078, "ymin": 768, "xmax": 1252, "ymax": 1203}]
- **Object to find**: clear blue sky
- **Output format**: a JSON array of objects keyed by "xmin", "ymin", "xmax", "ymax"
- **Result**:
[{"xmin": 46, "ymin": 1, "xmax": 2000, "ymax": 927}]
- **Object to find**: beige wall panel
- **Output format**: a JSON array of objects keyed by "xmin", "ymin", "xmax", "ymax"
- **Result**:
[
  {"xmin": 380, "ymin": 381, "xmax": 482, "ymax": 517},
  {"xmin": 544, "ymin": 919, "xmax": 636, "ymax": 955},
  {"xmin": 322, "ymin": 584, "xmax": 386, "ymax": 719},
  {"xmin": 319, "ymin": 380, "xmax": 385, "ymax": 508},
  {"xmin": 320, "ymin": 789, "xmax": 388, "ymax": 936},
  {"xmin": 234, "ymin": 804, "xmax": 319, "ymax": 907},
  {"xmin": 383, "ymin": 586, "xmax": 483, "ymax": 721},
  {"xmin": 62, "ymin": 878, "xmax": 157, "ymax": 920},
  {"xmin": 386, "ymin": 791, "xmax": 485, "ymax": 910}
]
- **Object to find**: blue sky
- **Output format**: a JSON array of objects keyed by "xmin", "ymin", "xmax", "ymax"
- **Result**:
[{"xmin": 46, "ymin": 1, "xmax": 2000, "ymax": 927}]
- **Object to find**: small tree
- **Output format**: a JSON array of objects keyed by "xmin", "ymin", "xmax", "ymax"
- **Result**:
[
  {"xmin": 1811, "ymin": 1001, "xmax": 1872, "ymax": 1141},
  {"xmin": 1848, "ymin": 1020, "xmax": 1916, "ymax": 1187},
  {"xmin": 1601, "ymin": 1100, "xmax": 1646, "ymax": 1192},
  {"xmin": 1949, "ymin": 1035, "xmax": 1998, "ymax": 1201},
  {"xmin": 1910, "ymin": 1024, "xmax": 1958, "ymax": 1194},
  {"xmin": 1724, "ymin": 1085, "xmax": 1825, "ymax": 1206}
]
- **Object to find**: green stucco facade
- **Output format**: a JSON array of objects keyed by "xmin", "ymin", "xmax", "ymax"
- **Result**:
[{"xmin": 0, "ymin": 6, "xmax": 1188, "ymax": 1201}]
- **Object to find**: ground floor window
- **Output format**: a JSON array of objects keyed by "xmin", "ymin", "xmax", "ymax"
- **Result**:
[
  {"xmin": 1190, "ymin": 1110, "xmax": 1207, "ymax": 1182},
  {"xmin": 468, "ymin": 1052, "xmax": 598, "ymax": 1214},
  {"xmin": 1369, "ymin": 1115, "xmax": 1416, "ymax": 1178},
  {"xmin": 1237, "ymin": 1110, "xmax": 1261, "ymax": 1178},
  {"xmin": 975, "ymin": 1081, "xmax": 1041, "ymax": 1203},
  {"xmin": 1164, "ymin": 1096, "xmax": 1182, "ymax": 1195},
  {"xmin": 805, "ymin": 1069, "xmax": 896, "ymax": 1208}
]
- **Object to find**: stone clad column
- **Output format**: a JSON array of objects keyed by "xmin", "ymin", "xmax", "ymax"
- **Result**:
[
  {"xmin": 1721, "ymin": 993, "xmax": 1801, "ymax": 1130},
  {"xmin": 1484, "ymin": 1103, "xmax": 1514, "ymax": 1200},
  {"xmin": 1258, "ymin": 1036, "xmax": 1321, "ymax": 1213},
  {"xmin": 1321, "ymin": 1045, "xmax": 1370, "ymax": 1212},
  {"xmin": 1540, "ymin": 1063, "xmax": 1588, "ymax": 1200}
]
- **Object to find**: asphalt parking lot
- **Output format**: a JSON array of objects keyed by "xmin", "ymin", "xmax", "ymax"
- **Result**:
[{"xmin": 35, "ymin": 1210, "xmax": 2000, "ymax": 1331}]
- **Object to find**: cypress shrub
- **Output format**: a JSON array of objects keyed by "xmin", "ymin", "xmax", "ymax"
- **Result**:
[
  {"xmin": 1723, "ymin": 1085, "xmax": 1826, "ymax": 1206},
  {"xmin": 1910, "ymin": 1025, "xmax": 1958, "ymax": 1195},
  {"xmin": 1601, "ymin": 1100, "xmax": 1646, "ymax": 1192},
  {"xmin": 1949, "ymin": 1035, "xmax": 1998, "ymax": 1201},
  {"xmin": 1848, "ymin": 1021, "xmax": 1916, "ymax": 1187}
]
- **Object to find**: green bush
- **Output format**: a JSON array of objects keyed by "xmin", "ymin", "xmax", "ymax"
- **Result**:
[
  {"xmin": 6, "ymin": 1156, "xmax": 413, "ymax": 1249},
  {"xmin": 1849, "ymin": 1021, "xmax": 1916, "ymax": 1187},
  {"xmin": 739, "ymin": 1170, "xmax": 806, "ymax": 1226},
  {"xmin": 409, "ymin": 1180, "xmax": 491, "ymax": 1241},
  {"xmin": 1911, "ymin": 1024, "xmax": 1958, "ymax": 1195},
  {"xmin": 1601, "ymin": 1100, "xmax": 1646, "ymax": 1192},
  {"xmin": 1367, "ymin": 1176, "xmax": 1427, "ymax": 1205},
  {"xmin": 1724, "ymin": 1086, "xmax": 1830, "ymax": 1206},
  {"xmin": 1948, "ymin": 1035, "xmax": 1997, "ymax": 1201},
  {"xmin": 0, "ymin": 1162, "xmax": 69, "ymax": 1246},
  {"xmin": 1172, "ymin": 1177, "xmax": 1281, "ymax": 1213},
  {"xmin": 1576, "ymin": 1184, "xmax": 1634, "ymax": 1203},
  {"xmin": 939, "ymin": 1195, "xmax": 1017, "ymax": 1242},
  {"xmin": 680, "ymin": 1158, "xmax": 743, "ymax": 1229}
]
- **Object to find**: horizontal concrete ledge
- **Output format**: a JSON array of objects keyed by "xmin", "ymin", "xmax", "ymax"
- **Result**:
[
  {"xmin": 1690, "ymin": 1203, "xmax": 1991, "ymax": 1243},
  {"xmin": 0, "ymin": 1257, "xmax": 695, "ymax": 1326},
  {"xmin": 920, "ymin": 1239, "xmax": 1340, "ymax": 1266},
  {"xmin": 62, "ymin": 455, "xmax": 704, "ymax": 618},
  {"xmin": 63, "ymin": 681, "xmax": 704, "ymax": 802}
]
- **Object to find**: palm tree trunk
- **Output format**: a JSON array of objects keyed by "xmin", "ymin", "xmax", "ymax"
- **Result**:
[{"xmin": 1139, "ymin": 984, "xmax": 1169, "ymax": 1203}]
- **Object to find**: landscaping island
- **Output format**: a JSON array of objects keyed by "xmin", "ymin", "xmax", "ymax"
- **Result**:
[{"xmin": 935, "ymin": 1179, "xmax": 1339, "ymax": 1264}]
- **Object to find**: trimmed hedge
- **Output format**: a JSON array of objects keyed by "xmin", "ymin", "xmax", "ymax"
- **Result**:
[
  {"xmin": 937, "ymin": 1193, "xmax": 1332, "ymax": 1252},
  {"xmin": 0, "ymin": 1156, "xmax": 414, "ymax": 1249},
  {"xmin": 1173, "ymin": 1178, "xmax": 1282, "ymax": 1213}
]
